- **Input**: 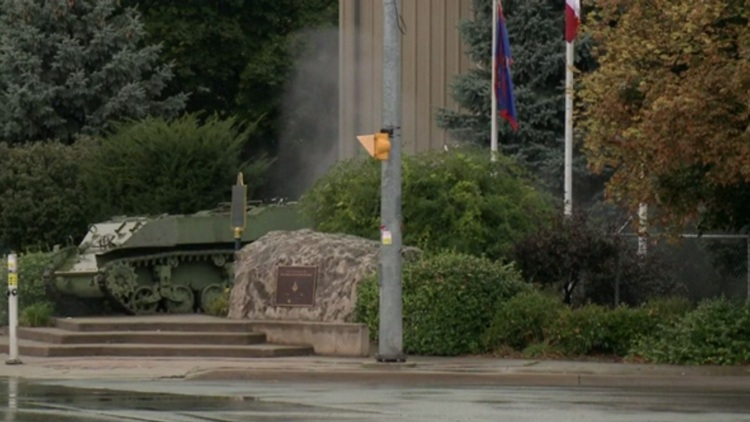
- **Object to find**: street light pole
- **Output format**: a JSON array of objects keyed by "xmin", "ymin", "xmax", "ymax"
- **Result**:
[{"xmin": 376, "ymin": 0, "xmax": 404, "ymax": 363}]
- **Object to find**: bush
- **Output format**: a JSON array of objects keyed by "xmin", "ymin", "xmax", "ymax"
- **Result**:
[
  {"xmin": 302, "ymin": 147, "xmax": 553, "ymax": 261},
  {"xmin": 0, "ymin": 252, "xmax": 56, "ymax": 324},
  {"xmin": 547, "ymin": 304, "xmax": 610, "ymax": 356},
  {"xmin": 355, "ymin": 251, "xmax": 532, "ymax": 356},
  {"xmin": 79, "ymin": 113, "xmax": 273, "ymax": 219},
  {"xmin": 20, "ymin": 302, "xmax": 54, "ymax": 327},
  {"xmin": 630, "ymin": 297, "xmax": 750, "ymax": 365},
  {"xmin": 512, "ymin": 210, "xmax": 681, "ymax": 306},
  {"xmin": 204, "ymin": 288, "xmax": 230, "ymax": 317},
  {"xmin": 0, "ymin": 141, "xmax": 93, "ymax": 252},
  {"xmin": 642, "ymin": 296, "xmax": 694, "ymax": 323},
  {"xmin": 482, "ymin": 290, "xmax": 565, "ymax": 352},
  {"xmin": 600, "ymin": 306, "xmax": 658, "ymax": 356}
]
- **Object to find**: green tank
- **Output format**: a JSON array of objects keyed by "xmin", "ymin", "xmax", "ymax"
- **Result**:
[{"xmin": 44, "ymin": 202, "xmax": 311, "ymax": 315}]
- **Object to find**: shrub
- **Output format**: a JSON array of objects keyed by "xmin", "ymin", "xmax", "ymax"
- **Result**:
[
  {"xmin": 482, "ymin": 289, "xmax": 565, "ymax": 352},
  {"xmin": 512, "ymin": 210, "xmax": 681, "ymax": 306},
  {"xmin": 630, "ymin": 297, "xmax": 750, "ymax": 365},
  {"xmin": 355, "ymin": 251, "xmax": 531, "ymax": 356},
  {"xmin": 302, "ymin": 147, "xmax": 553, "ymax": 261},
  {"xmin": 79, "ymin": 113, "xmax": 273, "ymax": 219},
  {"xmin": 204, "ymin": 288, "xmax": 231, "ymax": 317},
  {"xmin": 547, "ymin": 304, "xmax": 610, "ymax": 356},
  {"xmin": 642, "ymin": 296, "xmax": 694, "ymax": 323},
  {"xmin": 0, "ymin": 252, "xmax": 56, "ymax": 324},
  {"xmin": 600, "ymin": 306, "xmax": 657, "ymax": 356},
  {"xmin": 20, "ymin": 302, "xmax": 54, "ymax": 327},
  {"xmin": 0, "ymin": 141, "xmax": 93, "ymax": 252}
]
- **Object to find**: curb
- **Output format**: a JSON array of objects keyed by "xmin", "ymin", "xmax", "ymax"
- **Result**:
[{"xmin": 183, "ymin": 367, "xmax": 750, "ymax": 391}]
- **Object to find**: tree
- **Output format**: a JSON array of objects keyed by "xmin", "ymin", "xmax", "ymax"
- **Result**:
[
  {"xmin": 79, "ymin": 114, "xmax": 272, "ymax": 219},
  {"xmin": 579, "ymin": 0, "xmax": 750, "ymax": 232},
  {"xmin": 436, "ymin": 0, "xmax": 601, "ymax": 202},
  {"xmin": 0, "ymin": 141, "xmax": 93, "ymax": 252},
  {"xmin": 123, "ymin": 0, "xmax": 338, "ymax": 153},
  {"xmin": 301, "ymin": 146, "xmax": 554, "ymax": 261},
  {"xmin": 0, "ymin": 0, "xmax": 187, "ymax": 144}
]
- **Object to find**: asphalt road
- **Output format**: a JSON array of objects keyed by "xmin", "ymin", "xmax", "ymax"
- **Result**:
[{"xmin": 2, "ymin": 377, "xmax": 750, "ymax": 421}]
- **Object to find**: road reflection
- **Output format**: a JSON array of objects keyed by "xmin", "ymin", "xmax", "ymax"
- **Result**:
[{"xmin": 0, "ymin": 377, "xmax": 318, "ymax": 422}]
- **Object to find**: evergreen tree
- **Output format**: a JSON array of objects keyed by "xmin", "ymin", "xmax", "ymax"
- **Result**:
[
  {"xmin": 0, "ymin": 0, "xmax": 187, "ymax": 144},
  {"xmin": 436, "ymin": 0, "xmax": 601, "ymax": 204}
]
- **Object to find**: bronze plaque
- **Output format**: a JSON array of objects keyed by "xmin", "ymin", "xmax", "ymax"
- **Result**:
[{"xmin": 275, "ymin": 265, "xmax": 317, "ymax": 307}]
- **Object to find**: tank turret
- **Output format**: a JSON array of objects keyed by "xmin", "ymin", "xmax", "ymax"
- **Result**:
[{"xmin": 45, "ymin": 202, "xmax": 310, "ymax": 315}]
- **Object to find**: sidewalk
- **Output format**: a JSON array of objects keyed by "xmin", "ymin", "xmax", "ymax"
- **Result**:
[{"xmin": 1, "ymin": 353, "xmax": 748, "ymax": 391}]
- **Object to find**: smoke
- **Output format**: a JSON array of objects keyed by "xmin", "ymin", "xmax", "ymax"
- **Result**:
[{"xmin": 265, "ymin": 27, "xmax": 340, "ymax": 200}]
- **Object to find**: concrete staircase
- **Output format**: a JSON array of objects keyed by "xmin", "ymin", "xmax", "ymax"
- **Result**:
[{"xmin": 1, "ymin": 314, "xmax": 314, "ymax": 358}]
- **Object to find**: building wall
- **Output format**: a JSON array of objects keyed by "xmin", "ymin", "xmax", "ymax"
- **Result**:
[{"xmin": 338, "ymin": 0, "xmax": 474, "ymax": 160}]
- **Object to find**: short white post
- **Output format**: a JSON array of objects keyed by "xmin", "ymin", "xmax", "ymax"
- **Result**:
[{"xmin": 6, "ymin": 253, "xmax": 21, "ymax": 365}]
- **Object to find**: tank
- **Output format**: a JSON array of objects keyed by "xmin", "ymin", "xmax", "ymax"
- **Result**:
[{"xmin": 44, "ymin": 201, "xmax": 311, "ymax": 315}]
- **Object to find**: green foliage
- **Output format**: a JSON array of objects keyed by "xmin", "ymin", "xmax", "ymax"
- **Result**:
[
  {"xmin": 0, "ymin": 252, "xmax": 55, "ymax": 324},
  {"xmin": 642, "ymin": 296, "xmax": 694, "ymax": 323},
  {"xmin": 80, "ymin": 114, "xmax": 272, "ymax": 218},
  {"xmin": 353, "ymin": 272, "xmax": 380, "ymax": 338},
  {"xmin": 0, "ymin": 0, "xmax": 186, "ymax": 144},
  {"xmin": 302, "ymin": 147, "xmax": 553, "ymax": 261},
  {"xmin": 204, "ymin": 288, "xmax": 230, "ymax": 318},
  {"xmin": 600, "ymin": 306, "xmax": 658, "ymax": 357},
  {"xmin": 124, "ymin": 0, "xmax": 338, "ymax": 153},
  {"xmin": 20, "ymin": 302, "xmax": 54, "ymax": 327},
  {"xmin": 483, "ymin": 288, "xmax": 662, "ymax": 357},
  {"xmin": 546, "ymin": 304, "xmax": 610, "ymax": 356},
  {"xmin": 545, "ymin": 304, "xmax": 654, "ymax": 356},
  {"xmin": 0, "ymin": 141, "xmax": 92, "ymax": 252},
  {"xmin": 631, "ymin": 298, "xmax": 750, "ymax": 365},
  {"xmin": 512, "ymin": 211, "xmax": 680, "ymax": 305},
  {"xmin": 355, "ymin": 251, "xmax": 532, "ymax": 356},
  {"xmin": 483, "ymin": 289, "xmax": 565, "ymax": 351}
]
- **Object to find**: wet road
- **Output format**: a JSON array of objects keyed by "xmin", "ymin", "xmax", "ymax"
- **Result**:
[{"xmin": 1, "ymin": 377, "xmax": 749, "ymax": 421}]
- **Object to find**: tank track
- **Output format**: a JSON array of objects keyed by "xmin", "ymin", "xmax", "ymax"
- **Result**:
[{"xmin": 94, "ymin": 249, "xmax": 237, "ymax": 315}]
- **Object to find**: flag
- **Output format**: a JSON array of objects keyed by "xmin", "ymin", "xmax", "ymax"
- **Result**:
[
  {"xmin": 494, "ymin": 0, "xmax": 518, "ymax": 131},
  {"xmin": 565, "ymin": 0, "xmax": 580, "ymax": 42}
]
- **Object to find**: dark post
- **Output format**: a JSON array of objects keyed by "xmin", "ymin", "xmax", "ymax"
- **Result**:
[{"xmin": 231, "ymin": 172, "xmax": 247, "ymax": 252}]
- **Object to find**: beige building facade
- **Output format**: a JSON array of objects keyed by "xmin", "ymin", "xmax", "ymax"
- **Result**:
[{"xmin": 338, "ymin": 0, "xmax": 474, "ymax": 160}]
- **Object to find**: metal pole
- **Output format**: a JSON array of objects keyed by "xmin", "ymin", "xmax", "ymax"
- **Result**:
[
  {"xmin": 564, "ymin": 40, "xmax": 574, "ymax": 216},
  {"xmin": 377, "ymin": 0, "xmax": 404, "ymax": 363},
  {"xmin": 6, "ymin": 253, "xmax": 21, "ymax": 365},
  {"xmin": 490, "ymin": 0, "xmax": 498, "ymax": 162},
  {"xmin": 638, "ymin": 164, "xmax": 648, "ymax": 257}
]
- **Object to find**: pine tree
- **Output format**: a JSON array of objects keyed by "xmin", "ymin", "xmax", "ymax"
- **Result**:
[
  {"xmin": 0, "ymin": 0, "xmax": 188, "ymax": 144},
  {"xmin": 436, "ymin": 0, "xmax": 601, "ymax": 202}
]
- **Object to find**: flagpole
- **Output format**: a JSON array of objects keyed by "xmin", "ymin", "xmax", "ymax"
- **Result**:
[
  {"xmin": 490, "ymin": 0, "xmax": 498, "ymax": 162},
  {"xmin": 564, "ymin": 38, "xmax": 574, "ymax": 216},
  {"xmin": 564, "ymin": 0, "xmax": 579, "ymax": 217}
]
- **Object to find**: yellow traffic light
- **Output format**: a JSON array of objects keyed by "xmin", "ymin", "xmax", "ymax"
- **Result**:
[
  {"xmin": 356, "ymin": 131, "xmax": 391, "ymax": 161},
  {"xmin": 374, "ymin": 131, "xmax": 391, "ymax": 160}
]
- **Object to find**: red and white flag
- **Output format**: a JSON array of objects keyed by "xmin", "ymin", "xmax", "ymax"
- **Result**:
[{"xmin": 565, "ymin": 0, "xmax": 580, "ymax": 42}]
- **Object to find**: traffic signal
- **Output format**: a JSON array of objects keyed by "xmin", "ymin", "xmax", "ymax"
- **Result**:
[
  {"xmin": 373, "ymin": 131, "xmax": 391, "ymax": 160},
  {"xmin": 356, "ymin": 130, "xmax": 391, "ymax": 161}
]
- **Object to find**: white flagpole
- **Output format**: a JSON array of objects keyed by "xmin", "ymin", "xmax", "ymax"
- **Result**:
[
  {"xmin": 638, "ymin": 163, "xmax": 648, "ymax": 256},
  {"xmin": 490, "ymin": 0, "xmax": 498, "ymax": 162},
  {"xmin": 564, "ymin": 38, "xmax": 574, "ymax": 216}
]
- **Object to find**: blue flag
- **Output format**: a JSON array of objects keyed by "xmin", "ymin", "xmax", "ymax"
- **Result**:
[{"xmin": 494, "ymin": 1, "xmax": 518, "ymax": 131}]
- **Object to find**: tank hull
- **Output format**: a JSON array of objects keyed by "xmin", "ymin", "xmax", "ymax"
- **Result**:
[{"xmin": 45, "ymin": 203, "xmax": 311, "ymax": 315}]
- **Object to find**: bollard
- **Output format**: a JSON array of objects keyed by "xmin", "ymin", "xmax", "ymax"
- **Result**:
[{"xmin": 5, "ymin": 253, "xmax": 22, "ymax": 365}]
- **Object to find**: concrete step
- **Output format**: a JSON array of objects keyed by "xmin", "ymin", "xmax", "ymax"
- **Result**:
[
  {"xmin": 17, "ymin": 327, "xmax": 267, "ymax": 345},
  {"xmin": 53, "ymin": 315, "xmax": 257, "ymax": 333},
  {"xmin": 0, "ymin": 338, "xmax": 314, "ymax": 358}
]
